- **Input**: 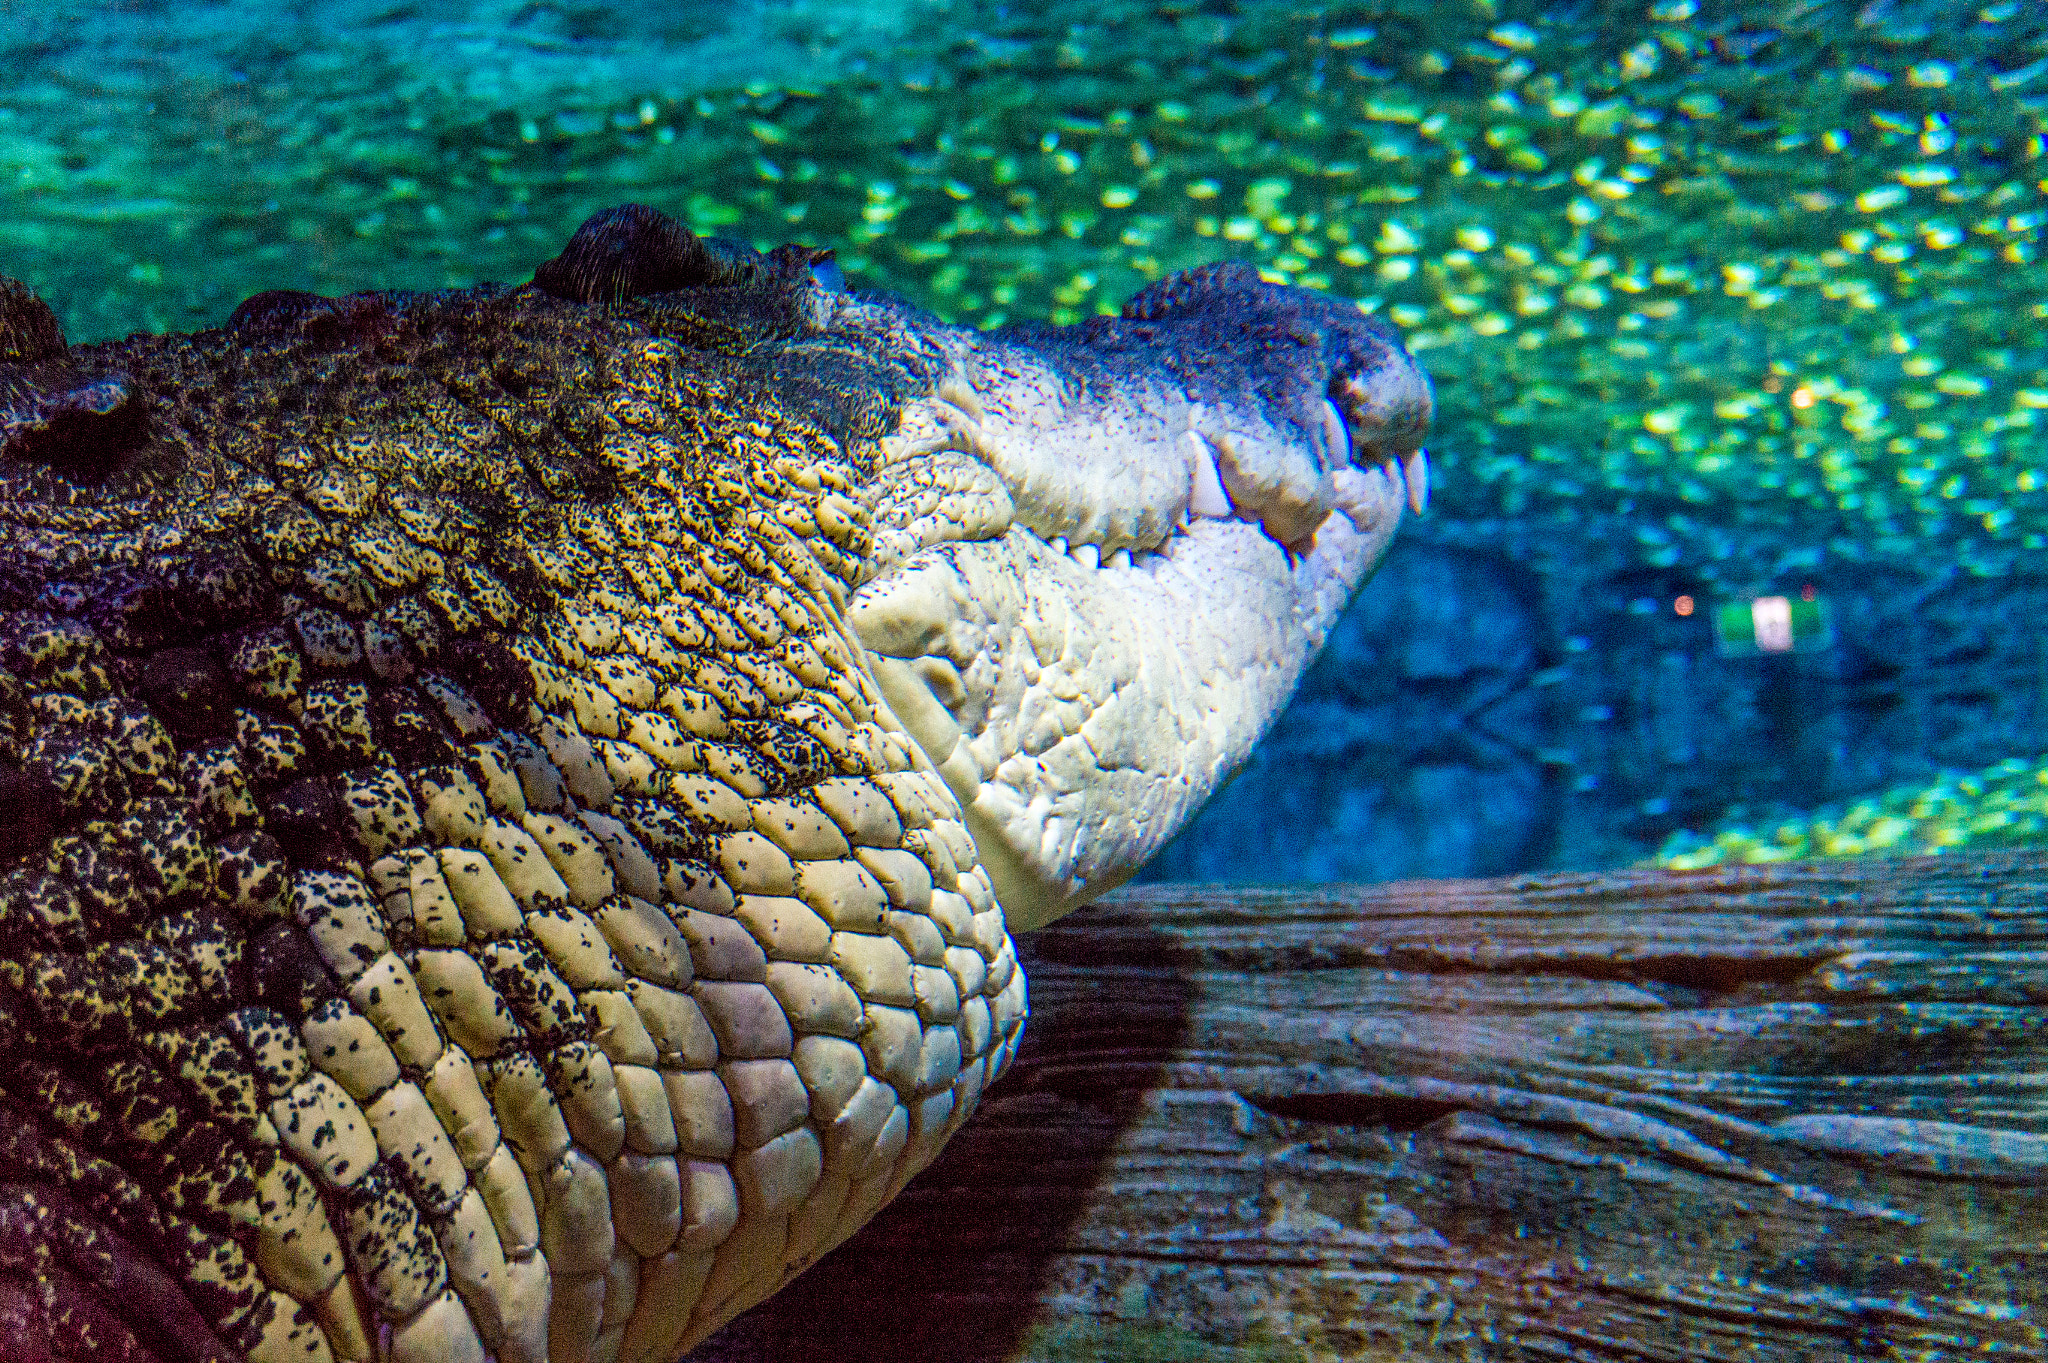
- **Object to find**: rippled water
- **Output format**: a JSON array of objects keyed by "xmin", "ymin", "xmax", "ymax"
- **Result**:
[{"xmin": 3, "ymin": 0, "xmax": 2045, "ymax": 876}]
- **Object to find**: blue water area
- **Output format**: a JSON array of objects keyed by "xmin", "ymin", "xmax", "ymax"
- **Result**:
[{"xmin": 2, "ymin": 0, "xmax": 2045, "ymax": 881}]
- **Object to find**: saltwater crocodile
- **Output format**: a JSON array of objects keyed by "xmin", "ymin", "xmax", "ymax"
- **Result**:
[{"xmin": 0, "ymin": 204, "xmax": 1431, "ymax": 1363}]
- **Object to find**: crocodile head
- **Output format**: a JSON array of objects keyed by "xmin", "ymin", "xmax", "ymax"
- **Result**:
[
  {"xmin": 847, "ymin": 257, "xmax": 1430, "ymax": 930},
  {"xmin": 0, "ymin": 205, "xmax": 1427, "ymax": 1362}
]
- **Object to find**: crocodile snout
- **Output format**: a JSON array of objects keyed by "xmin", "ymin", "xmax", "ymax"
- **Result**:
[{"xmin": 848, "ymin": 260, "xmax": 1435, "ymax": 926}]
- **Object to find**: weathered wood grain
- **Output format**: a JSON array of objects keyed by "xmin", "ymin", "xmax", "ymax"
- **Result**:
[{"xmin": 695, "ymin": 853, "xmax": 2048, "ymax": 1362}]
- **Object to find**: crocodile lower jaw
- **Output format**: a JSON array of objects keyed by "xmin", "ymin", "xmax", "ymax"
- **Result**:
[{"xmin": 850, "ymin": 464, "xmax": 1409, "ymax": 930}]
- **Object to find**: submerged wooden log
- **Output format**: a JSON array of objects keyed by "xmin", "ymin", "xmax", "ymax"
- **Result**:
[{"xmin": 696, "ymin": 853, "xmax": 2048, "ymax": 1362}]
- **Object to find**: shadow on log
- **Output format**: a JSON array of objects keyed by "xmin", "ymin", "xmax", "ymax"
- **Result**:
[{"xmin": 695, "ymin": 853, "xmax": 2048, "ymax": 1361}]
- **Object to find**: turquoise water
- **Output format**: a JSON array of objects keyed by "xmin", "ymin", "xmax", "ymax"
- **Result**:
[{"xmin": 3, "ymin": 0, "xmax": 2046, "ymax": 873}]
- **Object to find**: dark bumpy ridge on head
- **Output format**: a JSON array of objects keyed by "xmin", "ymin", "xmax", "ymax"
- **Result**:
[
  {"xmin": 0, "ymin": 276, "xmax": 67, "ymax": 364},
  {"xmin": 1120, "ymin": 259, "xmax": 1408, "ymax": 358},
  {"xmin": 1116, "ymin": 261, "xmax": 1417, "ymax": 400},
  {"xmin": 224, "ymin": 288, "xmax": 448, "ymax": 346},
  {"xmin": 533, "ymin": 202, "xmax": 840, "ymax": 311},
  {"xmin": 534, "ymin": 203, "xmax": 730, "ymax": 305}
]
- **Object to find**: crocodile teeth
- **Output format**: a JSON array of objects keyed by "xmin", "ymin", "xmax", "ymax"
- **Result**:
[
  {"xmin": 1069, "ymin": 542, "xmax": 1101, "ymax": 570},
  {"xmin": 1185, "ymin": 430, "xmax": 1234, "ymax": 518},
  {"xmin": 1107, "ymin": 547, "xmax": 1133, "ymax": 569},
  {"xmin": 1378, "ymin": 453, "xmax": 1430, "ymax": 518},
  {"xmin": 1403, "ymin": 448, "xmax": 1430, "ymax": 514},
  {"xmin": 1320, "ymin": 397, "xmax": 1353, "ymax": 470}
]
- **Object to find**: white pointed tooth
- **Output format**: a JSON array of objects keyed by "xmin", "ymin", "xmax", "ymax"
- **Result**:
[
  {"xmin": 1185, "ymin": 430, "xmax": 1234, "ymax": 518},
  {"xmin": 1108, "ymin": 548, "xmax": 1132, "ymax": 570},
  {"xmin": 1070, "ymin": 542, "xmax": 1100, "ymax": 570},
  {"xmin": 1403, "ymin": 448, "xmax": 1430, "ymax": 514},
  {"xmin": 1049, "ymin": 536, "xmax": 1069, "ymax": 555},
  {"xmin": 1320, "ymin": 397, "xmax": 1353, "ymax": 470}
]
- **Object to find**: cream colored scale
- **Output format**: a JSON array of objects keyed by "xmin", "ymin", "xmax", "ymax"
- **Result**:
[{"xmin": 245, "ymin": 586, "xmax": 1023, "ymax": 1363}]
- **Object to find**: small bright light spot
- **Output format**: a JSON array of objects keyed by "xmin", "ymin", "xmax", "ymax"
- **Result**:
[
  {"xmin": 1791, "ymin": 387, "xmax": 1816, "ymax": 409},
  {"xmin": 1752, "ymin": 596, "xmax": 1794, "ymax": 653},
  {"xmin": 1674, "ymin": 595, "xmax": 1695, "ymax": 617}
]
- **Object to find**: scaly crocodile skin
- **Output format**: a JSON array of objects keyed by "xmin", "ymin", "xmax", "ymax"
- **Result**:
[
  {"xmin": 0, "ymin": 204, "xmax": 1427, "ymax": 1363},
  {"xmin": 0, "ymin": 211, "xmax": 1024, "ymax": 1363}
]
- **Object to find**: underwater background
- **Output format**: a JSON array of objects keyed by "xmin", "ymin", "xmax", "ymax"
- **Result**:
[{"xmin": 3, "ymin": 0, "xmax": 2045, "ymax": 883}]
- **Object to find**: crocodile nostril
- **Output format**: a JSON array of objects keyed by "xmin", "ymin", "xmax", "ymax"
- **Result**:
[
  {"xmin": 1334, "ymin": 352, "xmax": 1433, "ymax": 460},
  {"xmin": 809, "ymin": 256, "xmax": 847, "ymax": 293}
]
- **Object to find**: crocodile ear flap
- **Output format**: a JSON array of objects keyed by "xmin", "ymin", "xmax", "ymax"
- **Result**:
[
  {"xmin": 0, "ymin": 276, "xmax": 66, "ymax": 364},
  {"xmin": 534, "ymin": 203, "xmax": 730, "ymax": 304}
]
